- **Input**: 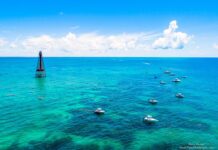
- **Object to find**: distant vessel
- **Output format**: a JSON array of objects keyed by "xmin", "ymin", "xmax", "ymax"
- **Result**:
[
  {"xmin": 144, "ymin": 115, "xmax": 158, "ymax": 123},
  {"xmin": 172, "ymin": 78, "xmax": 181, "ymax": 83},
  {"xmin": 170, "ymin": 73, "xmax": 176, "ymax": 76},
  {"xmin": 160, "ymin": 81, "xmax": 166, "ymax": 84},
  {"xmin": 148, "ymin": 99, "xmax": 158, "ymax": 105},
  {"xmin": 94, "ymin": 108, "xmax": 105, "ymax": 115},
  {"xmin": 176, "ymin": 93, "xmax": 184, "ymax": 98},
  {"xmin": 181, "ymin": 76, "xmax": 188, "ymax": 78},
  {"xmin": 35, "ymin": 51, "xmax": 46, "ymax": 78},
  {"xmin": 164, "ymin": 70, "xmax": 171, "ymax": 74}
]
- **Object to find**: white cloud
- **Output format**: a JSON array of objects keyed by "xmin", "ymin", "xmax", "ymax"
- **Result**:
[
  {"xmin": 10, "ymin": 43, "xmax": 17, "ymax": 48},
  {"xmin": 213, "ymin": 43, "xmax": 218, "ymax": 49},
  {"xmin": 152, "ymin": 20, "xmax": 191, "ymax": 49},
  {"xmin": 0, "ymin": 38, "xmax": 7, "ymax": 47},
  {"xmin": 20, "ymin": 32, "xmax": 154, "ymax": 56},
  {"xmin": 22, "ymin": 35, "xmax": 55, "ymax": 50}
]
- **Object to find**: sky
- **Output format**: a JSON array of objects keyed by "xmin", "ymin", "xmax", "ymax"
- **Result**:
[{"xmin": 0, "ymin": 0, "xmax": 218, "ymax": 57}]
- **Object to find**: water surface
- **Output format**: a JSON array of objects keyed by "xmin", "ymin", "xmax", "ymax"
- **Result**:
[{"xmin": 0, "ymin": 57, "xmax": 218, "ymax": 149}]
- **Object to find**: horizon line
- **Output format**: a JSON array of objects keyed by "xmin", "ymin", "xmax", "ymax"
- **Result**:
[{"xmin": 0, "ymin": 56, "xmax": 218, "ymax": 58}]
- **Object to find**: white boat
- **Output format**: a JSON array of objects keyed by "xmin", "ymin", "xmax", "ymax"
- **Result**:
[
  {"xmin": 170, "ymin": 73, "xmax": 176, "ymax": 76},
  {"xmin": 148, "ymin": 99, "xmax": 158, "ymax": 104},
  {"xmin": 172, "ymin": 78, "xmax": 181, "ymax": 82},
  {"xmin": 144, "ymin": 115, "xmax": 158, "ymax": 123},
  {"xmin": 160, "ymin": 81, "xmax": 166, "ymax": 84},
  {"xmin": 164, "ymin": 70, "xmax": 171, "ymax": 74},
  {"xmin": 94, "ymin": 108, "xmax": 105, "ymax": 114},
  {"xmin": 176, "ymin": 93, "xmax": 184, "ymax": 98}
]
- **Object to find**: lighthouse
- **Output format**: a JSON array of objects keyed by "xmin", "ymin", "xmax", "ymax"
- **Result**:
[{"xmin": 35, "ymin": 51, "xmax": 46, "ymax": 78}]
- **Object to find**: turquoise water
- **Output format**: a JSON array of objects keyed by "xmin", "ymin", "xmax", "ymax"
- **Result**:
[{"xmin": 0, "ymin": 57, "xmax": 218, "ymax": 150}]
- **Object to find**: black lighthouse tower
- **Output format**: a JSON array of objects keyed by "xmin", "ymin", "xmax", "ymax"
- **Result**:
[{"xmin": 35, "ymin": 51, "xmax": 46, "ymax": 78}]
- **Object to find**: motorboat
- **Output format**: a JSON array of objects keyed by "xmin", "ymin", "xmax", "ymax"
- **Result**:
[
  {"xmin": 94, "ymin": 108, "xmax": 105, "ymax": 115},
  {"xmin": 144, "ymin": 115, "xmax": 158, "ymax": 123},
  {"xmin": 164, "ymin": 70, "xmax": 171, "ymax": 74},
  {"xmin": 172, "ymin": 78, "xmax": 181, "ymax": 83},
  {"xmin": 170, "ymin": 73, "xmax": 176, "ymax": 76},
  {"xmin": 176, "ymin": 93, "xmax": 184, "ymax": 98},
  {"xmin": 160, "ymin": 81, "xmax": 166, "ymax": 84},
  {"xmin": 148, "ymin": 99, "xmax": 158, "ymax": 104}
]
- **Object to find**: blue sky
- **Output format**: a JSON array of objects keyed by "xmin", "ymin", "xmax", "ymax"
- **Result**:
[{"xmin": 0, "ymin": 0, "xmax": 218, "ymax": 56}]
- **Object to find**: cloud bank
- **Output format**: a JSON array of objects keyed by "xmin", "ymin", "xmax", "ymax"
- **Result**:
[
  {"xmin": 152, "ymin": 20, "xmax": 191, "ymax": 49},
  {"xmin": 0, "ymin": 20, "xmax": 195, "ymax": 56},
  {"xmin": 22, "ymin": 32, "xmax": 152, "ymax": 51},
  {"xmin": 213, "ymin": 43, "xmax": 218, "ymax": 49},
  {"xmin": 0, "ymin": 38, "xmax": 7, "ymax": 47},
  {"xmin": 19, "ymin": 32, "xmax": 156, "ymax": 56}
]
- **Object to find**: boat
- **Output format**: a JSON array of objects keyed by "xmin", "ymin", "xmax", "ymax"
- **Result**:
[
  {"xmin": 176, "ymin": 93, "xmax": 184, "ymax": 98},
  {"xmin": 181, "ymin": 76, "xmax": 188, "ymax": 78},
  {"xmin": 164, "ymin": 70, "xmax": 171, "ymax": 74},
  {"xmin": 148, "ymin": 99, "xmax": 158, "ymax": 104},
  {"xmin": 170, "ymin": 73, "xmax": 176, "ymax": 76},
  {"xmin": 160, "ymin": 81, "xmax": 166, "ymax": 84},
  {"xmin": 144, "ymin": 115, "xmax": 158, "ymax": 123},
  {"xmin": 94, "ymin": 108, "xmax": 105, "ymax": 115},
  {"xmin": 172, "ymin": 78, "xmax": 181, "ymax": 83}
]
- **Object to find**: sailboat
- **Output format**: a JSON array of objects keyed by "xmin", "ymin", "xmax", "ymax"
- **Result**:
[{"xmin": 35, "ymin": 51, "xmax": 46, "ymax": 78}]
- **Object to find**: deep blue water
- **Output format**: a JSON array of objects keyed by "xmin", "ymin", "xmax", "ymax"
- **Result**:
[{"xmin": 0, "ymin": 57, "xmax": 218, "ymax": 149}]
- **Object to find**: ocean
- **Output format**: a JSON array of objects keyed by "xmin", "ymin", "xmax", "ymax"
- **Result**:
[{"xmin": 0, "ymin": 57, "xmax": 218, "ymax": 149}]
